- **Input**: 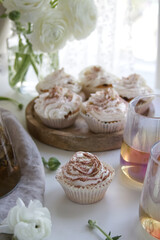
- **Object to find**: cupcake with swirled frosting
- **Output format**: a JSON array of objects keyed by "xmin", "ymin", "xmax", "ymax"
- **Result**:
[
  {"xmin": 80, "ymin": 87, "xmax": 128, "ymax": 133},
  {"xmin": 34, "ymin": 86, "xmax": 82, "ymax": 129},
  {"xmin": 56, "ymin": 151, "xmax": 115, "ymax": 204},
  {"xmin": 114, "ymin": 73, "xmax": 153, "ymax": 102},
  {"xmin": 79, "ymin": 65, "xmax": 120, "ymax": 98},
  {"xmin": 36, "ymin": 68, "xmax": 85, "ymax": 100}
]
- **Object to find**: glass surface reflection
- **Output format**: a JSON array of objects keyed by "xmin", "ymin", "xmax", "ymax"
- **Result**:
[{"xmin": 120, "ymin": 94, "xmax": 160, "ymax": 185}]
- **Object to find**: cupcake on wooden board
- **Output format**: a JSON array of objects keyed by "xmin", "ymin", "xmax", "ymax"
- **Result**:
[
  {"xmin": 80, "ymin": 87, "xmax": 128, "ymax": 133},
  {"xmin": 114, "ymin": 73, "xmax": 153, "ymax": 102},
  {"xmin": 56, "ymin": 151, "xmax": 115, "ymax": 204},
  {"xmin": 36, "ymin": 68, "xmax": 84, "ymax": 99},
  {"xmin": 34, "ymin": 86, "xmax": 82, "ymax": 129},
  {"xmin": 78, "ymin": 65, "xmax": 120, "ymax": 98}
]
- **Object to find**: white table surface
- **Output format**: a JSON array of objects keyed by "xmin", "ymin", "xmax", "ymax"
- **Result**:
[{"xmin": 0, "ymin": 62, "xmax": 154, "ymax": 240}]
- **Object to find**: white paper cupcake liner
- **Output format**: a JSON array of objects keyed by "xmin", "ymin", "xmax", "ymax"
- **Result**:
[
  {"xmin": 56, "ymin": 163, "xmax": 115, "ymax": 204},
  {"xmin": 80, "ymin": 112, "xmax": 124, "ymax": 133},
  {"xmin": 36, "ymin": 111, "xmax": 79, "ymax": 129}
]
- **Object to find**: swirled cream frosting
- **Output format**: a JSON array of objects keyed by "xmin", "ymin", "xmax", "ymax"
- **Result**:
[
  {"xmin": 81, "ymin": 88, "xmax": 128, "ymax": 122},
  {"xmin": 114, "ymin": 73, "xmax": 153, "ymax": 99},
  {"xmin": 34, "ymin": 87, "xmax": 82, "ymax": 119},
  {"xmin": 79, "ymin": 65, "xmax": 119, "ymax": 90},
  {"xmin": 36, "ymin": 68, "xmax": 82, "ymax": 94},
  {"xmin": 57, "ymin": 151, "xmax": 113, "ymax": 187}
]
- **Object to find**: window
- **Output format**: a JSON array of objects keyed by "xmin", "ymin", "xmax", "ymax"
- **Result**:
[{"xmin": 60, "ymin": 0, "xmax": 158, "ymax": 89}]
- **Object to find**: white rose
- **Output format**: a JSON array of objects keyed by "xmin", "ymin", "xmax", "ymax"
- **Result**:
[
  {"xmin": 58, "ymin": 0, "xmax": 97, "ymax": 40},
  {"xmin": 2, "ymin": 0, "xmax": 50, "ymax": 23},
  {"xmin": 30, "ymin": 8, "xmax": 71, "ymax": 53},
  {"xmin": 0, "ymin": 198, "xmax": 52, "ymax": 240}
]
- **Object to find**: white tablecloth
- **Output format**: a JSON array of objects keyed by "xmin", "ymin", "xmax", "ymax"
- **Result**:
[{"xmin": 0, "ymin": 63, "xmax": 153, "ymax": 240}]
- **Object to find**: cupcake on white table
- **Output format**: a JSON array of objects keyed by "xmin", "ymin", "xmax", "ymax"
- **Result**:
[
  {"xmin": 34, "ymin": 86, "xmax": 82, "ymax": 129},
  {"xmin": 79, "ymin": 65, "xmax": 120, "ymax": 98},
  {"xmin": 80, "ymin": 87, "xmax": 128, "ymax": 133},
  {"xmin": 56, "ymin": 151, "xmax": 115, "ymax": 204}
]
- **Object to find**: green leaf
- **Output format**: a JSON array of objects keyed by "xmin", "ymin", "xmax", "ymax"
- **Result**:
[
  {"xmin": 112, "ymin": 236, "xmax": 122, "ymax": 240},
  {"xmin": 48, "ymin": 157, "xmax": 61, "ymax": 170},
  {"xmin": 42, "ymin": 157, "xmax": 61, "ymax": 171}
]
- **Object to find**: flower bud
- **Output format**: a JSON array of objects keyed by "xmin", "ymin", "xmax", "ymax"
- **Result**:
[{"xmin": 8, "ymin": 11, "xmax": 20, "ymax": 21}]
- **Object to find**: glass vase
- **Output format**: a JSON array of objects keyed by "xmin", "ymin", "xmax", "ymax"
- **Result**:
[{"xmin": 7, "ymin": 27, "xmax": 59, "ymax": 96}]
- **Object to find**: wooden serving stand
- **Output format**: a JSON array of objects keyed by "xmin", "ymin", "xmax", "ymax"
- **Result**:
[{"xmin": 25, "ymin": 99, "xmax": 123, "ymax": 152}]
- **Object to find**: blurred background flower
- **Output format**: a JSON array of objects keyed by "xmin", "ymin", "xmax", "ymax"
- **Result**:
[{"xmin": 0, "ymin": 0, "xmax": 97, "ymax": 92}]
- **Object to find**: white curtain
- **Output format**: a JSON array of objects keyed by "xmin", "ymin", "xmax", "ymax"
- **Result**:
[{"xmin": 59, "ymin": 0, "xmax": 158, "ymax": 89}]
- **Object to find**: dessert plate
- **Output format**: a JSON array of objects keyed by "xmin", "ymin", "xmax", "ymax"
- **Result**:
[{"xmin": 25, "ymin": 98, "xmax": 123, "ymax": 152}]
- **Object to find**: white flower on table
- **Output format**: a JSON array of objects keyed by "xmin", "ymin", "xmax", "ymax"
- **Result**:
[
  {"xmin": 0, "ymin": 198, "xmax": 52, "ymax": 240},
  {"xmin": 58, "ymin": 0, "xmax": 97, "ymax": 40},
  {"xmin": 2, "ymin": 0, "xmax": 49, "ymax": 23},
  {"xmin": 30, "ymin": 8, "xmax": 71, "ymax": 53}
]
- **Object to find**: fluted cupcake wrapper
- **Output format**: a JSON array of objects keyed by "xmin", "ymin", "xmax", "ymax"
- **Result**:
[
  {"xmin": 56, "ymin": 163, "xmax": 115, "ymax": 205},
  {"xmin": 80, "ymin": 112, "xmax": 124, "ymax": 133},
  {"xmin": 36, "ymin": 111, "xmax": 79, "ymax": 129}
]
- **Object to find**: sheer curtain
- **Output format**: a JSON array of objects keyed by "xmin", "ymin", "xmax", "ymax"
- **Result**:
[{"xmin": 59, "ymin": 0, "xmax": 158, "ymax": 89}]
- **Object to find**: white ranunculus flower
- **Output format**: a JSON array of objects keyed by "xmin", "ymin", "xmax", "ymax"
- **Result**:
[
  {"xmin": 30, "ymin": 8, "xmax": 71, "ymax": 53},
  {"xmin": 14, "ymin": 218, "xmax": 52, "ymax": 240},
  {"xmin": 58, "ymin": 0, "xmax": 97, "ymax": 40},
  {"xmin": 0, "ymin": 198, "xmax": 52, "ymax": 240},
  {"xmin": 3, "ymin": 0, "xmax": 50, "ymax": 23}
]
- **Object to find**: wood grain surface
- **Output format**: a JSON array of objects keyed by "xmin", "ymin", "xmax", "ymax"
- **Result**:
[{"xmin": 25, "ymin": 99, "xmax": 123, "ymax": 152}]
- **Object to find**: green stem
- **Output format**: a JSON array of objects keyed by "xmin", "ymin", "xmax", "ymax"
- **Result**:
[
  {"xmin": 88, "ymin": 220, "xmax": 121, "ymax": 240},
  {"xmin": 30, "ymin": 55, "xmax": 39, "ymax": 76},
  {"xmin": 50, "ymin": 0, "xmax": 58, "ymax": 8},
  {"xmin": 50, "ymin": 51, "xmax": 59, "ymax": 70},
  {"xmin": 9, "ymin": 54, "xmax": 31, "ymax": 87},
  {"xmin": 42, "ymin": 157, "xmax": 48, "ymax": 166},
  {"xmin": 0, "ymin": 97, "xmax": 23, "ymax": 110},
  {"xmin": 95, "ymin": 224, "xmax": 113, "ymax": 240}
]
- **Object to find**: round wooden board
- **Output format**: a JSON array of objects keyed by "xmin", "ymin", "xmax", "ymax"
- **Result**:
[{"xmin": 25, "ymin": 99, "xmax": 123, "ymax": 152}]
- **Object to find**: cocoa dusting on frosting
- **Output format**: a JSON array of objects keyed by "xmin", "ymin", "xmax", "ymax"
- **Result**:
[
  {"xmin": 34, "ymin": 86, "xmax": 82, "ymax": 120},
  {"xmin": 114, "ymin": 73, "xmax": 153, "ymax": 99},
  {"xmin": 36, "ymin": 68, "xmax": 82, "ymax": 94},
  {"xmin": 81, "ymin": 88, "xmax": 128, "ymax": 122},
  {"xmin": 59, "ymin": 151, "xmax": 113, "ymax": 187},
  {"xmin": 79, "ymin": 65, "xmax": 119, "ymax": 89}
]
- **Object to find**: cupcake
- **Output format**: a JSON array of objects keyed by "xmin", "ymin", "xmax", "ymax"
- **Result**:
[
  {"xmin": 114, "ymin": 73, "xmax": 153, "ymax": 102},
  {"xmin": 56, "ymin": 151, "xmax": 115, "ymax": 204},
  {"xmin": 34, "ymin": 86, "xmax": 82, "ymax": 129},
  {"xmin": 80, "ymin": 87, "xmax": 128, "ymax": 133},
  {"xmin": 79, "ymin": 65, "xmax": 120, "ymax": 98},
  {"xmin": 36, "ymin": 68, "xmax": 85, "ymax": 99}
]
